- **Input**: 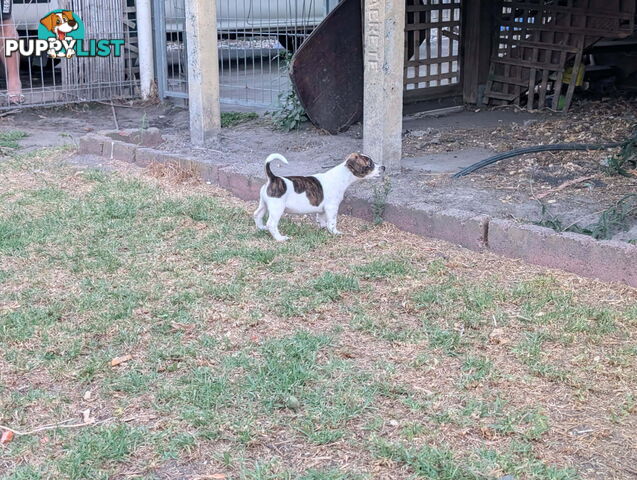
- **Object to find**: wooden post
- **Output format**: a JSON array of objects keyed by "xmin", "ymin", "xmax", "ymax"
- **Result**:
[
  {"xmin": 362, "ymin": 0, "xmax": 406, "ymax": 173},
  {"xmin": 184, "ymin": 0, "xmax": 221, "ymax": 145},
  {"xmin": 462, "ymin": 0, "xmax": 495, "ymax": 105}
]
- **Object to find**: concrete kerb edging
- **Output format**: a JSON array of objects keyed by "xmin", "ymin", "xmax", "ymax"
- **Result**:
[{"xmin": 78, "ymin": 133, "xmax": 637, "ymax": 288}]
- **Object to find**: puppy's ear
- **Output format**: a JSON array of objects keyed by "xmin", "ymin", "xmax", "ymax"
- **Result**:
[
  {"xmin": 346, "ymin": 152, "xmax": 373, "ymax": 178},
  {"xmin": 40, "ymin": 13, "xmax": 57, "ymax": 32},
  {"xmin": 62, "ymin": 11, "xmax": 74, "ymax": 22}
]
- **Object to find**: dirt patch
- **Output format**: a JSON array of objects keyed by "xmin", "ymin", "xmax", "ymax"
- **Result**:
[
  {"xmin": 2, "ymin": 98, "xmax": 636, "ymax": 242},
  {"xmin": 402, "ymin": 99, "xmax": 637, "ymax": 240}
]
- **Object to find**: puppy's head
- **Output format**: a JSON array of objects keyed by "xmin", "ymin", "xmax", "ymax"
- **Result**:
[{"xmin": 345, "ymin": 153, "xmax": 385, "ymax": 179}]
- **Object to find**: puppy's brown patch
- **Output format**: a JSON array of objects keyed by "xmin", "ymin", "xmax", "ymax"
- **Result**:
[
  {"xmin": 285, "ymin": 176, "xmax": 324, "ymax": 206},
  {"xmin": 346, "ymin": 153, "xmax": 374, "ymax": 178},
  {"xmin": 266, "ymin": 162, "xmax": 286, "ymax": 197}
]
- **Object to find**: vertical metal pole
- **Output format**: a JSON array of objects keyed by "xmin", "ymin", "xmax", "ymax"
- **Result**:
[
  {"xmin": 184, "ymin": 0, "xmax": 221, "ymax": 145},
  {"xmin": 152, "ymin": 0, "xmax": 168, "ymax": 98},
  {"xmin": 137, "ymin": 0, "xmax": 155, "ymax": 99}
]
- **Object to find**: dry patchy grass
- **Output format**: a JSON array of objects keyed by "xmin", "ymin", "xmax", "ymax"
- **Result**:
[{"xmin": 1, "ymin": 151, "xmax": 636, "ymax": 480}]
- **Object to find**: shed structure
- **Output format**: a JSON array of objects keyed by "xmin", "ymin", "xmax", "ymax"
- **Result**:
[{"xmin": 184, "ymin": 0, "xmax": 637, "ymax": 171}]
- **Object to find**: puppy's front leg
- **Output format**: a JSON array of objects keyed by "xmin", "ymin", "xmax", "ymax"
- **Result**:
[
  {"xmin": 316, "ymin": 212, "xmax": 328, "ymax": 229},
  {"xmin": 324, "ymin": 206, "xmax": 342, "ymax": 235}
]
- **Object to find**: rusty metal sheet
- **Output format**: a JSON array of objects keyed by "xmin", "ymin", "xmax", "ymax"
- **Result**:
[{"xmin": 290, "ymin": 0, "xmax": 363, "ymax": 134}]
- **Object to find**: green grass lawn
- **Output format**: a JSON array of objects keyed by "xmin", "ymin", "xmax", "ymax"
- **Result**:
[{"xmin": 1, "ymin": 149, "xmax": 636, "ymax": 480}]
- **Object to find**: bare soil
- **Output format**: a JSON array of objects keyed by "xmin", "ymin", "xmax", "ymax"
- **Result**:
[{"xmin": 1, "ymin": 97, "xmax": 635, "ymax": 242}]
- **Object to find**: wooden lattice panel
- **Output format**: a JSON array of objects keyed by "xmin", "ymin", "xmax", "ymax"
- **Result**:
[
  {"xmin": 484, "ymin": 0, "xmax": 636, "ymax": 111},
  {"xmin": 404, "ymin": 0, "xmax": 462, "ymax": 100}
]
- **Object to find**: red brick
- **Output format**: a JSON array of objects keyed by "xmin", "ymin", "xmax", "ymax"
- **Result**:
[
  {"xmin": 78, "ymin": 134, "xmax": 107, "ymax": 156},
  {"xmin": 383, "ymin": 204, "xmax": 489, "ymax": 251},
  {"xmin": 340, "ymin": 197, "xmax": 375, "ymax": 222},
  {"xmin": 135, "ymin": 148, "xmax": 161, "ymax": 167},
  {"xmin": 111, "ymin": 141, "xmax": 137, "ymax": 163}
]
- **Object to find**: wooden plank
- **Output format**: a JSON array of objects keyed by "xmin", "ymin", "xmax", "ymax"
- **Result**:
[
  {"xmin": 499, "ymin": 22, "xmax": 629, "ymax": 37},
  {"xmin": 460, "ymin": 0, "xmax": 476, "ymax": 104},
  {"xmin": 406, "ymin": 3, "xmax": 461, "ymax": 13},
  {"xmin": 551, "ymin": 2, "xmax": 572, "ymax": 110},
  {"xmin": 562, "ymin": 14, "xmax": 587, "ymax": 111},
  {"xmin": 489, "ymin": 75, "xmax": 530, "ymax": 87},
  {"xmin": 403, "ymin": 84, "xmax": 461, "ymax": 101},
  {"xmin": 405, "ymin": 71, "xmax": 460, "ymax": 84},
  {"xmin": 406, "ymin": 55, "xmax": 458, "ymax": 66},
  {"xmin": 496, "ymin": 39, "xmax": 580, "ymax": 53},
  {"xmin": 405, "ymin": 21, "xmax": 459, "ymax": 31},
  {"xmin": 491, "ymin": 57, "xmax": 566, "ymax": 72},
  {"xmin": 484, "ymin": 91, "xmax": 519, "ymax": 101}
]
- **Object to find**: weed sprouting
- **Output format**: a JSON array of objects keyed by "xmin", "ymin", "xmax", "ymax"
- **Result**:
[
  {"xmin": 604, "ymin": 131, "xmax": 637, "ymax": 176},
  {"xmin": 372, "ymin": 177, "xmax": 392, "ymax": 225},
  {"xmin": 536, "ymin": 194, "xmax": 637, "ymax": 240},
  {"xmin": 266, "ymin": 53, "xmax": 308, "ymax": 131}
]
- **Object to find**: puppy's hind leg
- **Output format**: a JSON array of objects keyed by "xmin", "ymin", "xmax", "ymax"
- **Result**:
[
  {"xmin": 266, "ymin": 201, "xmax": 289, "ymax": 242},
  {"xmin": 253, "ymin": 197, "xmax": 268, "ymax": 231}
]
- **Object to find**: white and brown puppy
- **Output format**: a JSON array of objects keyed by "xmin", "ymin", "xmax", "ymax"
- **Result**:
[{"xmin": 254, "ymin": 152, "xmax": 385, "ymax": 241}]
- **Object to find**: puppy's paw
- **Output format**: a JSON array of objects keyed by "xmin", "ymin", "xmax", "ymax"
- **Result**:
[
  {"xmin": 275, "ymin": 235, "xmax": 290, "ymax": 242},
  {"xmin": 315, "ymin": 215, "xmax": 328, "ymax": 228},
  {"xmin": 329, "ymin": 229, "xmax": 343, "ymax": 236},
  {"xmin": 66, "ymin": 49, "xmax": 76, "ymax": 58}
]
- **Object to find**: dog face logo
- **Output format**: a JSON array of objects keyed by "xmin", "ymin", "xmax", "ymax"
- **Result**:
[
  {"xmin": 40, "ymin": 11, "xmax": 78, "ymax": 41},
  {"xmin": 38, "ymin": 10, "xmax": 83, "ymax": 58},
  {"xmin": 5, "ymin": 10, "xmax": 123, "ymax": 60}
]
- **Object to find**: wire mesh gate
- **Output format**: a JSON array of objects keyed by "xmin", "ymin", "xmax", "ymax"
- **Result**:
[
  {"xmin": 153, "ymin": 0, "xmax": 336, "ymax": 107},
  {"xmin": 0, "ymin": 0, "xmax": 138, "ymax": 110}
]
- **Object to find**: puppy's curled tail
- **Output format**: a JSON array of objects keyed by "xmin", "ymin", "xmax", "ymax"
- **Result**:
[{"xmin": 265, "ymin": 153, "xmax": 288, "ymax": 181}]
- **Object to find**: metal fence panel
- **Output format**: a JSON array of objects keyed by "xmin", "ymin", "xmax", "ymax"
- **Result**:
[
  {"xmin": 155, "ymin": 0, "xmax": 336, "ymax": 107},
  {"xmin": 0, "ymin": 0, "xmax": 138, "ymax": 109}
]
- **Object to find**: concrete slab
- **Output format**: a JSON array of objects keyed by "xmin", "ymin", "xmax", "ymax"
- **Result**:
[
  {"xmin": 403, "ymin": 108, "xmax": 545, "ymax": 132},
  {"xmin": 613, "ymin": 224, "xmax": 637, "ymax": 243},
  {"xmin": 402, "ymin": 148, "xmax": 495, "ymax": 174}
]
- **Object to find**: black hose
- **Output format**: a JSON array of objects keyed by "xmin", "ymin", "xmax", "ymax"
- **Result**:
[{"xmin": 451, "ymin": 143, "xmax": 622, "ymax": 178}]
